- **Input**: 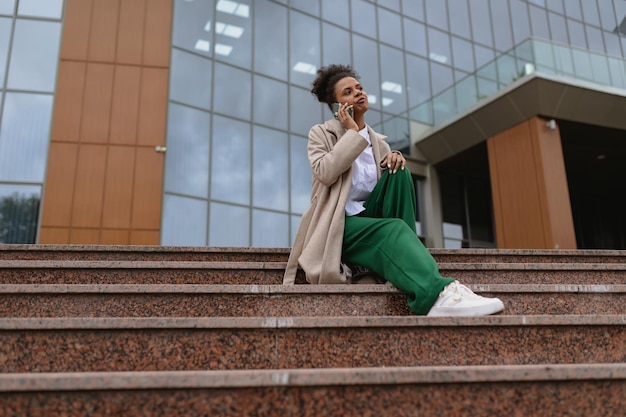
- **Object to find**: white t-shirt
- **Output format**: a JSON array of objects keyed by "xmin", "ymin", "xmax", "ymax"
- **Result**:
[{"xmin": 345, "ymin": 126, "xmax": 377, "ymax": 216}]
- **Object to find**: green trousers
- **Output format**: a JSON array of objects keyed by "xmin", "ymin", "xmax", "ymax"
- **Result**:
[{"xmin": 343, "ymin": 168, "xmax": 454, "ymax": 315}]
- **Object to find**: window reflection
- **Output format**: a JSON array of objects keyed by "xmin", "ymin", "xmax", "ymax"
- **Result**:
[
  {"xmin": 210, "ymin": 115, "xmax": 250, "ymax": 205},
  {"xmin": 254, "ymin": 0, "xmax": 287, "ymax": 79},
  {"xmin": 0, "ymin": 17, "xmax": 10, "ymax": 84},
  {"xmin": 169, "ymin": 49, "xmax": 212, "ymax": 110},
  {"xmin": 290, "ymin": 11, "xmax": 320, "ymax": 88},
  {"xmin": 289, "ymin": 86, "xmax": 322, "ymax": 137},
  {"xmin": 321, "ymin": 0, "xmax": 348, "ymax": 26},
  {"xmin": 252, "ymin": 209, "xmax": 288, "ymax": 247},
  {"xmin": 0, "ymin": 93, "xmax": 53, "ymax": 182},
  {"xmin": 322, "ymin": 23, "xmax": 351, "ymax": 67},
  {"xmin": 378, "ymin": 8, "xmax": 402, "ymax": 48},
  {"xmin": 213, "ymin": 62, "xmax": 251, "ymax": 120},
  {"xmin": 380, "ymin": 45, "xmax": 407, "ymax": 114},
  {"xmin": 0, "ymin": 184, "xmax": 40, "ymax": 244},
  {"xmin": 469, "ymin": 0, "xmax": 493, "ymax": 47},
  {"xmin": 290, "ymin": 135, "xmax": 311, "ymax": 214},
  {"xmin": 164, "ymin": 103, "xmax": 210, "ymax": 198},
  {"xmin": 172, "ymin": 0, "xmax": 214, "ymax": 56},
  {"xmin": 7, "ymin": 19, "xmax": 61, "ymax": 92},
  {"xmin": 209, "ymin": 202, "xmax": 249, "ymax": 246},
  {"xmin": 351, "ymin": 0, "xmax": 376, "ymax": 38},
  {"xmin": 253, "ymin": 75, "xmax": 288, "ymax": 130},
  {"xmin": 0, "ymin": 0, "xmax": 15, "ymax": 15},
  {"xmin": 252, "ymin": 126, "xmax": 288, "ymax": 211},
  {"xmin": 161, "ymin": 194, "xmax": 207, "ymax": 245},
  {"xmin": 17, "ymin": 0, "xmax": 63, "ymax": 19},
  {"xmin": 403, "ymin": 18, "xmax": 427, "ymax": 57}
]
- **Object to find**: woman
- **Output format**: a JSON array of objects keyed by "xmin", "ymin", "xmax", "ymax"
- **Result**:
[{"xmin": 283, "ymin": 64, "xmax": 503, "ymax": 317}]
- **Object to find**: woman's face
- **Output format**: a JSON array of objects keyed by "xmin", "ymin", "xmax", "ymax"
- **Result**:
[{"xmin": 333, "ymin": 76, "xmax": 369, "ymax": 115}]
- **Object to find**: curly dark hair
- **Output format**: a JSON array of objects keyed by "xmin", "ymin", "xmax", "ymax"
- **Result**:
[{"xmin": 310, "ymin": 64, "xmax": 360, "ymax": 111}]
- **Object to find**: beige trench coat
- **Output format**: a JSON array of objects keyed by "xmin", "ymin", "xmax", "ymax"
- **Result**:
[{"xmin": 283, "ymin": 118, "xmax": 395, "ymax": 285}]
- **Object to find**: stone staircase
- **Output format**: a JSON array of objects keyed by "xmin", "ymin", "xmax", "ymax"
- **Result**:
[{"xmin": 0, "ymin": 245, "xmax": 624, "ymax": 416}]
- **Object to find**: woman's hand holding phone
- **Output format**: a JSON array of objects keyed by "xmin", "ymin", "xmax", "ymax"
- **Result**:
[{"xmin": 333, "ymin": 102, "xmax": 358, "ymax": 131}]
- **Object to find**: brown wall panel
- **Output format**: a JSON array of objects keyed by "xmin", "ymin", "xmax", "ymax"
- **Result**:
[
  {"xmin": 130, "ymin": 230, "xmax": 159, "ymax": 245},
  {"xmin": 488, "ymin": 117, "xmax": 576, "ymax": 249},
  {"xmin": 60, "ymin": 0, "xmax": 92, "ymax": 60},
  {"xmin": 39, "ymin": 227, "xmax": 70, "ymax": 244},
  {"xmin": 137, "ymin": 68, "xmax": 168, "ymax": 146},
  {"xmin": 101, "ymin": 229, "xmax": 131, "ymax": 245},
  {"xmin": 80, "ymin": 63, "xmax": 115, "ymax": 143},
  {"xmin": 131, "ymin": 147, "xmax": 164, "ymax": 230},
  {"xmin": 69, "ymin": 228, "xmax": 101, "ymax": 244},
  {"xmin": 50, "ymin": 61, "xmax": 86, "ymax": 142},
  {"xmin": 110, "ymin": 66, "xmax": 141, "ymax": 145},
  {"xmin": 71, "ymin": 145, "xmax": 107, "ymax": 228},
  {"xmin": 87, "ymin": 0, "xmax": 120, "ymax": 62},
  {"xmin": 116, "ymin": 0, "xmax": 146, "ymax": 65},
  {"xmin": 102, "ymin": 146, "xmax": 136, "ymax": 229},
  {"xmin": 143, "ymin": 0, "xmax": 172, "ymax": 67},
  {"xmin": 40, "ymin": 142, "xmax": 79, "ymax": 227}
]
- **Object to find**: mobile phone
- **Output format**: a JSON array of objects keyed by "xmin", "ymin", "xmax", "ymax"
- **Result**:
[{"xmin": 333, "ymin": 103, "xmax": 353, "ymax": 120}]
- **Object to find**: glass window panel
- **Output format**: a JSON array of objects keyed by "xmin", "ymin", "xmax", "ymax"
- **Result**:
[
  {"xmin": 169, "ymin": 49, "xmax": 212, "ymax": 110},
  {"xmin": 290, "ymin": 85, "xmax": 323, "ymax": 136},
  {"xmin": 17, "ymin": 0, "xmax": 63, "ymax": 19},
  {"xmin": 473, "ymin": 44, "xmax": 495, "ymax": 70},
  {"xmin": 553, "ymin": 45, "xmax": 574, "ymax": 75},
  {"xmin": 585, "ymin": 25, "xmax": 605, "ymax": 54},
  {"xmin": 210, "ymin": 115, "xmax": 251, "ymax": 205},
  {"xmin": 402, "ymin": 0, "xmax": 424, "ymax": 21},
  {"xmin": 290, "ymin": 11, "xmax": 320, "ymax": 88},
  {"xmin": 0, "ymin": 184, "xmax": 40, "ymax": 244},
  {"xmin": 403, "ymin": 18, "xmax": 427, "ymax": 57},
  {"xmin": 380, "ymin": 46, "xmax": 407, "ymax": 115},
  {"xmin": 290, "ymin": 134, "xmax": 311, "ymax": 215},
  {"xmin": 608, "ymin": 57, "xmax": 626, "ymax": 88},
  {"xmin": 291, "ymin": 0, "xmax": 319, "ymax": 16},
  {"xmin": 253, "ymin": 75, "xmax": 288, "ymax": 130},
  {"xmin": 378, "ymin": 7, "xmax": 402, "ymax": 48},
  {"xmin": 213, "ymin": 0, "xmax": 252, "ymax": 68},
  {"xmin": 529, "ymin": 5, "xmax": 550, "ymax": 40},
  {"xmin": 448, "ymin": 0, "xmax": 470, "ymax": 39},
  {"xmin": 580, "ymin": 1, "xmax": 600, "ymax": 26},
  {"xmin": 0, "ymin": 0, "xmax": 15, "ymax": 15},
  {"xmin": 378, "ymin": 0, "xmax": 400, "ymax": 12},
  {"xmin": 432, "ymin": 87, "xmax": 455, "ymax": 125},
  {"xmin": 209, "ymin": 202, "xmax": 249, "ymax": 246},
  {"xmin": 353, "ymin": 35, "xmax": 380, "ymax": 111},
  {"xmin": 254, "ymin": 0, "xmax": 287, "ymax": 79},
  {"xmin": 290, "ymin": 214, "xmax": 300, "ymax": 244},
  {"xmin": 454, "ymin": 75, "xmax": 477, "ymax": 113},
  {"xmin": 490, "ymin": 0, "xmax": 513, "ymax": 52},
  {"xmin": 382, "ymin": 116, "xmax": 409, "ymax": 149},
  {"xmin": 366, "ymin": 108, "xmax": 383, "ymax": 129},
  {"xmin": 424, "ymin": 0, "xmax": 447, "ymax": 30},
  {"xmin": 351, "ymin": 0, "xmax": 376, "ymax": 38},
  {"xmin": 430, "ymin": 62, "xmax": 453, "ymax": 96},
  {"xmin": 571, "ymin": 49, "xmax": 593, "ymax": 81},
  {"xmin": 252, "ymin": 209, "xmax": 288, "ymax": 247},
  {"xmin": 161, "ymin": 194, "xmax": 207, "ymax": 246},
  {"xmin": 563, "ymin": 0, "xmax": 582, "ymax": 21},
  {"xmin": 0, "ymin": 93, "xmax": 53, "ymax": 182},
  {"xmin": 172, "ymin": 0, "xmax": 214, "ymax": 56},
  {"xmin": 405, "ymin": 53, "xmax": 431, "ymax": 107},
  {"xmin": 0, "ymin": 17, "xmax": 10, "ymax": 84},
  {"xmin": 322, "ymin": 23, "xmax": 351, "ymax": 67},
  {"xmin": 603, "ymin": 31, "xmax": 622, "ymax": 57},
  {"xmin": 510, "ymin": 0, "xmax": 531, "ymax": 44},
  {"xmin": 428, "ymin": 27, "xmax": 451, "ymax": 66},
  {"xmin": 598, "ymin": 2, "xmax": 617, "ymax": 30},
  {"xmin": 477, "ymin": 76, "xmax": 498, "ymax": 99},
  {"xmin": 567, "ymin": 19, "xmax": 587, "ymax": 49},
  {"xmin": 589, "ymin": 54, "xmax": 611, "ymax": 85},
  {"xmin": 164, "ymin": 103, "xmax": 210, "ymax": 198},
  {"xmin": 527, "ymin": 0, "xmax": 545, "ymax": 7},
  {"xmin": 496, "ymin": 54, "xmax": 519, "ymax": 85},
  {"xmin": 7, "ymin": 19, "xmax": 61, "ymax": 92},
  {"xmin": 451, "ymin": 36, "xmax": 474, "ymax": 72},
  {"xmin": 469, "ymin": 0, "xmax": 493, "ymax": 47},
  {"xmin": 321, "ymin": 0, "xmax": 349, "ymax": 26},
  {"xmin": 252, "ymin": 126, "xmax": 288, "ymax": 211},
  {"xmin": 548, "ymin": 12, "xmax": 568, "ymax": 43},
  {"xmin": 545, "ymin": 0, "xmax": 563, "ymax": 14},
  {"xmin": 213, "ymin": 62, "xmax": 251, "ymax": 120},
  {"xmin": 533, "ymin": 40, "xmax": 556, "ymax": 71}
]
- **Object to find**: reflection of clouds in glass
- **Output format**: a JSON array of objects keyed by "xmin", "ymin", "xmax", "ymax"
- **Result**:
[
  {"xmin": 209, "ymin": 202, "xmax": 249, "ymax": 246},
  {"xmin": 210, "ymin": 116, "xmax": 250, "ymax": 205},
  {"xmin": 0, "ymin": 18, "xmax": 11, "ymax": 84},
  {"xmin": 252, "ymin": 209, "xmax": 288, "ymax": 247},
  {"xmin": 7, "ymin": 19, "xmax": 61, "ymax": 92},
  {"xmin": 164, "ymin": 103, "xmax": 210, "ymax": 198},
  {"xmin": 252, "ymin": 126, "xmax": 288, "ymax": 211},
  {"xmin": 161, "ymin": 194, "xmax": 207, "ymax": 245},
  {"xmin": 18, "ymin": 0, "xmax": 63, "ymax": 19},
  {"xmin": 290, "ymin": 135, "xmax": 311, "ymax": 214},
  {"xmin": 0, "ymin": 93, "xmax": 53, "ymax": 182}
]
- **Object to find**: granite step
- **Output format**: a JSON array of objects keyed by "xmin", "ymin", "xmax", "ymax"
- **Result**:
[
  {"xmin": 3, "ymin": 244, "xmax": 626, "ymax": 264},
  {"xmin": 2, "ymin": 259, "xmax": 626, "ymax": 285},
  {"xmin": 0, "ymin": 284, "xmax": 624, "ymax": 317},
  {"xmin": 1, "ymin": 315, "xmax": 624, "ymax": 373},
  {"xmin": 1, "ymin": 363, "xmax": 624, "ymax": 416}
]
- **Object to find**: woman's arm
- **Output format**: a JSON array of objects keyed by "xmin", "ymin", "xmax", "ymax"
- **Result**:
[{"xmin": 308, "ymin": 125, "xmax": 368, "ymax": 187}]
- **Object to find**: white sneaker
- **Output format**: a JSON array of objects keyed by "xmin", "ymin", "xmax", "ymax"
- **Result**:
[{"xmin": 427, "ymin": 281, "xmax": 504, "ymax": 317}]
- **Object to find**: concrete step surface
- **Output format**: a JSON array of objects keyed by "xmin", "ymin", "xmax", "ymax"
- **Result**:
[
  {"xmin": 1, "ymin": 363, "xmax": 624, "ymax": 416},
  {"xmin": 1, "ymin": 315, "xmax": 624, "ymax": 373},
  {"xmin": 0, "ymin": 283, "xmax": 624, "ymax": 317}
]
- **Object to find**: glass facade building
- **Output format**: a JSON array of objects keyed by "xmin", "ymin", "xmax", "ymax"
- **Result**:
[{"xmin": 1, "ymin": 0, "xmax": 626, "ymax": 249}]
